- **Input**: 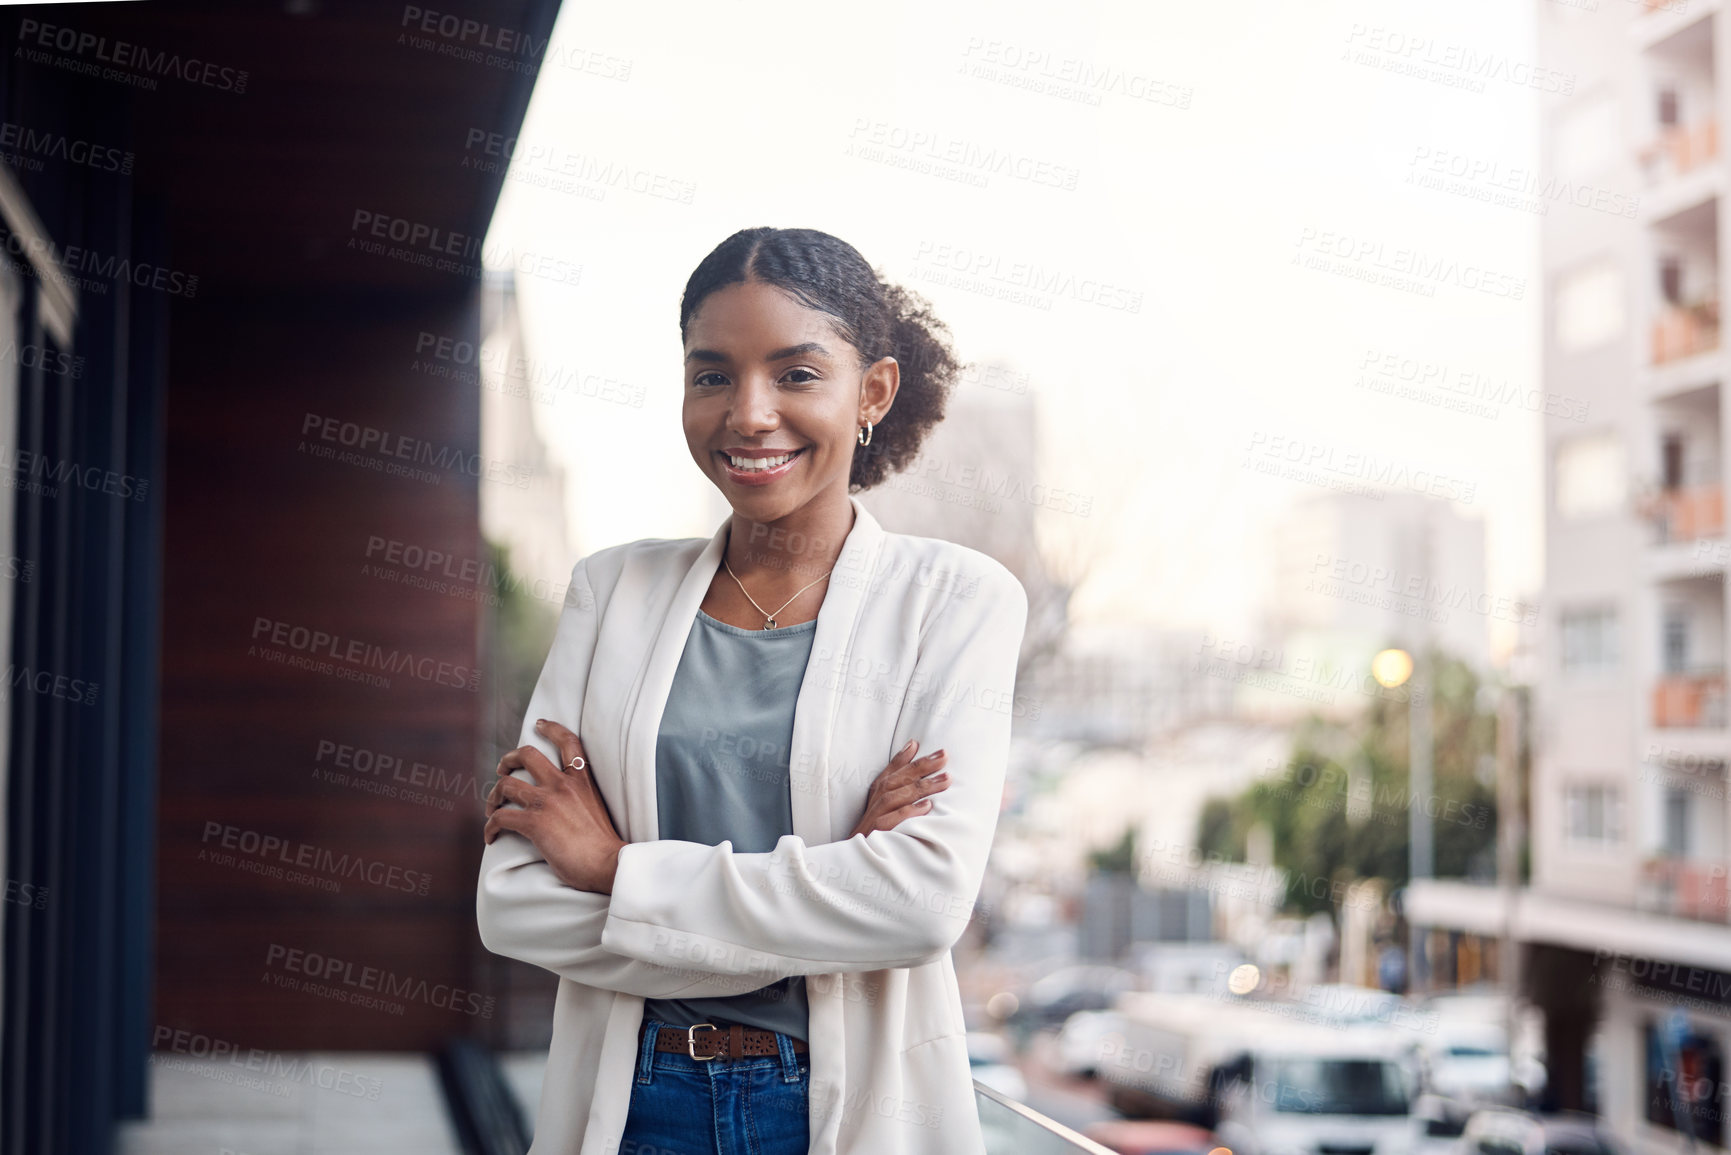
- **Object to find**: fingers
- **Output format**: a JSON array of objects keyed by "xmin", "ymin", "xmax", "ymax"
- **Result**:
[
  {"xmin": 484, "ymin": 774, "xmax": 533, "ymax": 816},
  {"xmin": 877, "ymin": 797, "xmax": 937, "ymax": 831},
  {"xmin": 858, "ymin": 752, "xmax": 951, "ymax": 835},
  {"xmin": 497, "ymin": 743, "xmax": 561, "ymax": 786},
  {"xmin": 876, "ymin": 769, "xmax": 950, "ymax": 814},
  {"xmin": 880, "ymin": 749, "xmax": 947, "ymax": 792},
  {"xmin": 482, "ymin": 805, "xmax": 529, "ymax": 846},
  {"xmin": 535, "ymin": 718, "xmax": 587, "ymax": 772}
]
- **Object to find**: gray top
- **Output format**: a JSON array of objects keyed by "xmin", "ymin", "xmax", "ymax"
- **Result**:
[{"xmin": 641, "ymin": 607, "xmax": 816, "ymax": 1041}]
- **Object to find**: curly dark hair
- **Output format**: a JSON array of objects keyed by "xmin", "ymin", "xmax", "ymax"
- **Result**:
[{"xmin": 678, "ymin": 227, "xmax": 959, "ymax": 491}]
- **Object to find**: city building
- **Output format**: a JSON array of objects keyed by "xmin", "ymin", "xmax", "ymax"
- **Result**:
[
  {"xmin": 478, "ymin": 267, "xmax": 572, "ymax": 592},
  {"xmin": 1410, "ymin": 4, "xmax": 1731, "ymax": 1149},
  {"xmin": 1265, "ymin": 491, "xmax": 1494, "ymax": 673}
]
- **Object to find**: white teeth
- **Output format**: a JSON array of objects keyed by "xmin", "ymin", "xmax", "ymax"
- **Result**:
[{"xmin": 728, "ymin": 451, "xmax": 797, "ymax": 471}]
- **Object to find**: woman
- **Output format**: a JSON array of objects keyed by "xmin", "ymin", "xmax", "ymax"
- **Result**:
[{"xmin": 476, "ymin": 226, "xmax": 1028, "ymax": 1155}]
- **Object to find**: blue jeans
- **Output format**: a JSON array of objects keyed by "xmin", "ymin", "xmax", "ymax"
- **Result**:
[{"xmin": 620, "ymin": 1018, "xmax": 811, "ymax": 1155}]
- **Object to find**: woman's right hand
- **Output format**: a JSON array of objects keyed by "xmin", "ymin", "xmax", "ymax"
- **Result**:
[{"xmin": 848, "ymin": 740, "xmax": 949, "ymax": 839}]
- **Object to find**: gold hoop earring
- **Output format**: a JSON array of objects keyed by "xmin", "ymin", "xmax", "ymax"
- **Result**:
[{"xmin": 857, "ymin": 421, "xmax": 873, "ymax": 446}]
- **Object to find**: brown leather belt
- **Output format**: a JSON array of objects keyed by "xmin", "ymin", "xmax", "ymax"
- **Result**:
[{"xmin": 643, "ymin": 1020, "xmax": 809, "ymax": 1060}]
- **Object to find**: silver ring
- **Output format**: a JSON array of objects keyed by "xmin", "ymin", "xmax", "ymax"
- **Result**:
[{"xmin": 566, "ymin": 755, "xmax": 587, "ymax": 773}]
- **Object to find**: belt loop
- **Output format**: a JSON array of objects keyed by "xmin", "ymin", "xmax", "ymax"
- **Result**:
[
  {"xmin": 776, "ymin": 1030, "xmax": 800, "ymax": 1083},
  {"xmin": 635, "ymin": 1017, "xmax": 660, "ymax": 1085}
]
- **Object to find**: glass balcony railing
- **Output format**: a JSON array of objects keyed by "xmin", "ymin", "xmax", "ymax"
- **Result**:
[
  {"xmin": 975, "ymin": 1081, "xmax": 1121, "ymax": 1154},
  {"xmin": 1639, "ymin": 857, "xmax": 1731, "ymax": 922},
  {"xmin": 1653, "ymin": 668, "xmax": 1728, "ymax": 728},
  {"xmin": 1653, "ymin": 299, "xmax": 1721, "ymax": 364}
]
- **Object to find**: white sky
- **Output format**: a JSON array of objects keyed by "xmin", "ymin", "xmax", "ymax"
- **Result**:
[{"xmin": 487, "ymin": 0, "xmax": 1547, "ymax": 653}]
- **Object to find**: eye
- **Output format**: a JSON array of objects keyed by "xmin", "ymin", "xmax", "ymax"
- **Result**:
[
  {"xmin": 692, "ymin": 372, "xmax": 728, "ymax": 388},
  {"xmin": 782, "ymin": 368, "xmax": 821, "ymax": 385}
]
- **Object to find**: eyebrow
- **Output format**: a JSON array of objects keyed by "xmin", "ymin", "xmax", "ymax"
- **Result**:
[{"xmin": 684, "ymin": 341, "xmax": 832, "ymax": 365}]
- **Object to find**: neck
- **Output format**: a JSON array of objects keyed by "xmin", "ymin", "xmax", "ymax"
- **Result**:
[{"xmin": 724, "ymin": 489, "xmax": 856, "ymax": 585}]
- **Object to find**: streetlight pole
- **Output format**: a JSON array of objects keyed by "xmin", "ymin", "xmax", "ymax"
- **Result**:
[
  {"xmin": 1409, "ymin": 644, "xmax": 1433, "ymax": 991},
  {"xmin": 1409, "ymin": 514, "xmax": 1435, "ymax": 992},
  {"xmin": 1371, "ymin": 643, "xmax": 1430, "ymax": 993}
]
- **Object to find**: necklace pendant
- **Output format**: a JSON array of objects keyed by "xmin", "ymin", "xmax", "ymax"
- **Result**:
[{"xmin": 764, "ymin": 617, "xmax": 777, "ymax": 630}]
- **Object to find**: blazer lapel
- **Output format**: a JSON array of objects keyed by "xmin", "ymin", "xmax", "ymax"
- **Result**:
[
  {"xmin": 788, "ymin": 496, "xmax": 883, "ymax": 843},
  {"xmin": 618, "ymin": 517, "xmax": 727, "ymax": 842},
  {"xmin": 617, "ymin": 496, "xmax": 885, "ymax": 846}
]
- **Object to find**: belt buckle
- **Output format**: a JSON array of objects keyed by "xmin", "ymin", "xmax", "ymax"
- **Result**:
[{"xmin": 687, "ymin": 1022, "xmax": 720, "ymax": 1061}]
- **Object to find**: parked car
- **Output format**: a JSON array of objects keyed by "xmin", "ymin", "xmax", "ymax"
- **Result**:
[
  {"xmin": 1056, "ymin": 1010, "xmax": 1130, "ymax": 1080},
  {"xmin": 1013, "ymin": 964, "xmax": 1139, "ymax": 1030},
  {"xmin": 967, "ymin": 1030, "xmax": 1029, "ymax": 1103},
  {"xmin": 1419, "ymin": 991, "xmax": 1547, "ymax": 1103},
  {"xmin": 1301, "ymin": 983, "xmax": 1413, "ymax": 1028},
  {"xmin": 1452, "ymin": 1108, "xmax": 1622, "ymax": 1155},
  {"xmin": 1416, "ymin": 1019, "xmax": 1526, "ymax": 1133},
  {"xmin": 1083, "ymin": 1118, "xmax": 1222, "ymax": 1155}
]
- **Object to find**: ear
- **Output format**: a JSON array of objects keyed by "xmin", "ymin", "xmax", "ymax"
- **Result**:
[{"xmin": 859, "ymin": 356, "xmax": 900, "ymax": 425}]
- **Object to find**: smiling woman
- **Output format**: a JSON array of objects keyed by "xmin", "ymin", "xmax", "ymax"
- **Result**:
[{"xmin": 476, "ymin": 226, "xmax": 1029, "ymax": 1155}]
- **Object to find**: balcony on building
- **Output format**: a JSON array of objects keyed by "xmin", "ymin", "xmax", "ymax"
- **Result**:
[
  {"xmin": 1650, "ymin": 212, "xmax": 1720, "ymax": 370},
  {"xmin": 1651, "ymin": 574, "xmax": 1728, "ymax": 734},
  {"xmin": 1627, "ymin": 0, "xmax": 1724, "ymax": 57},
  {"xmin": 1638, "ymin": 14, "xmax": 1718, "ymax": 199},
  {"xmin": 1636, "ymin": 752, "xmax": 1731, "ymax": 922},
  {"xmin": 1642, "ymin": 394, "xmax": 1727, "ymax": 587}
]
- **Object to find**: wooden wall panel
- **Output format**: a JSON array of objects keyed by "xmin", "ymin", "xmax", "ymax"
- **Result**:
[{"xmin": 156, "ymin": 295, "xmax": 497, "ymax": 1049}]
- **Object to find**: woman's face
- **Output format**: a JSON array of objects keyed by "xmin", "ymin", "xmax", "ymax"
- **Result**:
[{"xmin": 682, "ymin": 278, "xmax": 895, "ymax": 525}]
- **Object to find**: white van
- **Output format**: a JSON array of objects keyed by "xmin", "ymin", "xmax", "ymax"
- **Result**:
[
  {"xmin": 1210, "ymin": 1027, "xmax": 1419, "ymax": 1155},
  {"xmin": 1102, "ymin": 992, "xmax": 1419, "ymax": 1155}
]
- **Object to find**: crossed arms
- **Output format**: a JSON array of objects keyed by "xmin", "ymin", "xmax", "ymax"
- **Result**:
[{"xmin": 474, "ymin": 552, "xmax": 1028, "ymax": 997}]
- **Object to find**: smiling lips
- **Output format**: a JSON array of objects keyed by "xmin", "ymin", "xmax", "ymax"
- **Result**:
[{"xmin": 719, "ymin": 447, "xmax": 806, "ymax": 486}]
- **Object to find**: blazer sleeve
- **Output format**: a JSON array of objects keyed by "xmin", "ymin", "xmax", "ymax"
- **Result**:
[
  {"xmin": 599, "ymin": 564, "xmax": 1028, "ymax": 978},
  {"xmin": 474, "ymin": 554, "xmax": 775, "ymax": 999}
]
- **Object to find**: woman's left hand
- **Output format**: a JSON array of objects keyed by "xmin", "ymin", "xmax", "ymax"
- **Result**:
[{"xmin": 482, "ymin": 718, "xmax": 625, "ymax": 894}]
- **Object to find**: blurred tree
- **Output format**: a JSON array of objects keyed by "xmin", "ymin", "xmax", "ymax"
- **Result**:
[
  {"xmin": 483, "ymin": 537, "xmax": 561, "ymax": 753},
  {"xmin": 1088, "ymin": 826, "xmax": 1137, "ymax": 875},
  {"xmin": 1197, "ymin": 648, "xmax": 1500, "ymax": 917}
]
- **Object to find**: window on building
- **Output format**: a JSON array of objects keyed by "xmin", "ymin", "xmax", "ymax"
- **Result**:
[
  {"xmin": 1560, "ymin": 607, "xmax": 1619, "ymax": 672},
  {"xmin": 1555, "ymin": 262, "xmax": 1625, "ymax": 353},
  {"xmin": 1664, "ymin": 788, "xmax": 1692, "ymax": 858},
  {"xmin": 1553, "ymin": 91, "xmax": 1620, "ymax": 182},
  {"xmin": 1555, "ymin": 434, "xmax": 1627, "ymax": 521},
  {"xmin": 1565, "ymin": 783, "xmax": 1624, "ymax": 845},
  {"xmin": 1664, "ymin": 607, "xmax": 1691, "ymax": 674},
  {"xmin": 1645, "ymin": 1018, "xmax": 1727, "ymax": 1145}
]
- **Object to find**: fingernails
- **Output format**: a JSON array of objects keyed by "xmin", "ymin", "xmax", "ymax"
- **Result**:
[
  {"xmin": 901, "ymin": 739, "xmax": 917, "ymax": 754},
  {"xmin": 534, "ymin": 718, "xmax": 546, "ymax": 729},
  {"xmin": 919, "ymin": 799, "xmax": 933, "ymax": 809}
]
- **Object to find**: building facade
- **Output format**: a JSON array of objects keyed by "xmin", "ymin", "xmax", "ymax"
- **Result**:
[{"xmin": 1413, "ymin": 3, "xmax": 1731, "ymax": 1149}]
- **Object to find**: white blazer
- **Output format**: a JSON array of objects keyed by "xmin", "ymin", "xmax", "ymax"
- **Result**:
[{"xmin": 475, "ymin": 494, "xmax": 1030, "ymax": 1154}]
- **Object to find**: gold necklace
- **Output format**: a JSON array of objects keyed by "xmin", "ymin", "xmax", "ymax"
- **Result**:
[{"xmin": 722, "ymin": 554, "xmax": 834, "ymax": 629}]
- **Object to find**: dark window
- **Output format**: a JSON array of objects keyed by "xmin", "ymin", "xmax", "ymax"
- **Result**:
[{"xmin": 1646, "ymin": 1017, "xmax": 1726, "ymax": 1143}]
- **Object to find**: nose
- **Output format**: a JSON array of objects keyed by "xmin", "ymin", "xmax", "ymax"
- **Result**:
[{"xmin": 726, "ymin": 373, "xmax": 779, "ymax": 437}]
